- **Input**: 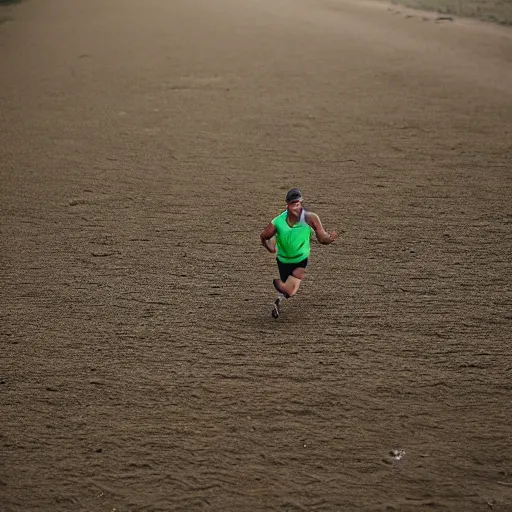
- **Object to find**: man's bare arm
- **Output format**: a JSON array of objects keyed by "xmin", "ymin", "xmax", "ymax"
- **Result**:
[
  {"xmin": 306, "ymin": 212, "xmax": 337, "ymax": 245},
  {"xmin": 260, "ymin": 222, "xmax": 277, "ymax": 253}
]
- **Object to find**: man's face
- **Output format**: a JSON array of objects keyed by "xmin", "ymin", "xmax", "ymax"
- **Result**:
[{"xmin": 287, "ymin": 199, "xmax": 303, "ymax": 216}]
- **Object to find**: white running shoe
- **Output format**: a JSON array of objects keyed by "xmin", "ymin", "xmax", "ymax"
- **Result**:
[{"xmin": 271, "ymin": 297, "xmax": 282, "ymax": 319}]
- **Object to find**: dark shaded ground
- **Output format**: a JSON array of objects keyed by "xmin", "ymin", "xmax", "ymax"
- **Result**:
[
  {"xmin": 1, "ymin": 0, "xmax": 511, "ymax": 511},
  {"xmin": 0, "ymin": 0, "xmax": 20, "ymax": 24},
  {"xmin": 385, "ymin": 0, "xmax": 512, "ymax": 26},
  {"xmin": 0, "ymin": 0, "xmax": 23, "ymax": 6}
]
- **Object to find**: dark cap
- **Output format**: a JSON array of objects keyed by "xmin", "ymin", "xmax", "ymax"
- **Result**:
[{"xmin": 285, "ymin": 188, "xmax": 303, "ymax": 203}]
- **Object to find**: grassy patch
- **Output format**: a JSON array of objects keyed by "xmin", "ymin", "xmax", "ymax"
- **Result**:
[{"xmin": 389, "ymin": 0, "xmax": 512, "ymax": 25}]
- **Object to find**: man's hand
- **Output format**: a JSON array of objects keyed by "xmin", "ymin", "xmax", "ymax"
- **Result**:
[
  {"xmin": 263, "ymin": 238, "xmax": 277, "ymax": 253},
  {"xmin": 317, "ymin": 230, "xmax": 337, "ymax": 244}
]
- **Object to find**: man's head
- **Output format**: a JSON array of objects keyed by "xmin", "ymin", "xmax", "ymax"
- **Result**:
[
  {"xmin": 285, "ymin": 188, "xmax": 303, "ymax": 216},
  {"xmin": 285, "ymin": 188, "xmax": 303, "ymax": 204}
]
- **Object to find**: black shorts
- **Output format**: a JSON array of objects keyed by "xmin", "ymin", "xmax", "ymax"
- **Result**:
[{"xmin": 276, "ymin": 257, "xmax": 308, "ymax": 282}]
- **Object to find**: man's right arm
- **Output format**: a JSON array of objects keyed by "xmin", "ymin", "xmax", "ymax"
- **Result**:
[{"xmin": 260, "ymin": 222, "xmax": 277, "ymax": 253}]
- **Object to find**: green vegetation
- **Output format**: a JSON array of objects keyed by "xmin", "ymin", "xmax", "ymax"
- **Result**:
[{"xmin": 390, "ymin": 0, "xmax": 512, "ymax": 25}]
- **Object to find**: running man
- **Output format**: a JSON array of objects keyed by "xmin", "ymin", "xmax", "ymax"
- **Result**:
[{"xmin": 260, "ymin": 188, "xmax": 337, "ymax": 318}]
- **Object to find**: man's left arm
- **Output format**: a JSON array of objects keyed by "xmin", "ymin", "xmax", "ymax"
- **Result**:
[{"xmin": 307, "ymin": 212, "xmax": 337, "ymax": 245}]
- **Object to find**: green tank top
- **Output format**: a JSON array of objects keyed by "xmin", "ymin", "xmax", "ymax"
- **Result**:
[{"xmin": 272, "ymin": 209, "xmax": 312, "ymax": 263}]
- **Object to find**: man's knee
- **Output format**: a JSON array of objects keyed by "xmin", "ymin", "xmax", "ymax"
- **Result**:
[{"xmin": 291, "ymin": 267, "xmax": 305, "ymax": 280}]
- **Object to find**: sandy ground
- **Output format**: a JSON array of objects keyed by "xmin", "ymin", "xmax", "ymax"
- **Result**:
[{"xmin": 1, "ymin": 0, "xmax": 512, "ymax": 511}]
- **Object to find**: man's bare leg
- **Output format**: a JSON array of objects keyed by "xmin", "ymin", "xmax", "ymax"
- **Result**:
[
  {"xmin": 282, "ymin": 276, "xmax": 301, "ymax": 297},
  {"xmin": 273, "ymin": 268, "xmax": 305, "ymax": 298}
]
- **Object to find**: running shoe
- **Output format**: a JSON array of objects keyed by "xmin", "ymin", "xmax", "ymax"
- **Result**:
[{"xmin": 271, "ymin": 297, "xmax": 281, "ymax": 319}]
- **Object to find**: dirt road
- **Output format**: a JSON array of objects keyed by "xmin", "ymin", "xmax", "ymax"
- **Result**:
[{"xmin": 1, "ymin": 0, "xmax": 511, "ymax": 510}]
